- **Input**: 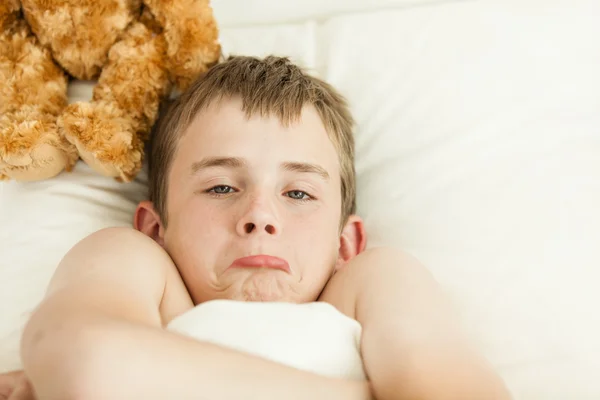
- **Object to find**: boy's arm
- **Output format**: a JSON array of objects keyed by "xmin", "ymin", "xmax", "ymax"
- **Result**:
[
  {"xmin": 21, "ymin": 227, "xmax": 371, "ymax": 400},
  {"xmin": 340, "ymin": 247, "xmax": 512, "ymax": 400}
]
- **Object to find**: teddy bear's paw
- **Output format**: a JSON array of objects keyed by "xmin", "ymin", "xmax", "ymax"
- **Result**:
[
  {"xmin": 0, "ymin": 110, "xmax": 78, "ymax": 181},
  {"xmin": 60, "ymin": 102, "xmax": 143, "ymax": 182}
]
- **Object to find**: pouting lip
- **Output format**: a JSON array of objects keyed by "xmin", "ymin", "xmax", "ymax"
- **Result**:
[{"xmin": 228, "ymin": 255, "xmax": 291, "ymax": 273}]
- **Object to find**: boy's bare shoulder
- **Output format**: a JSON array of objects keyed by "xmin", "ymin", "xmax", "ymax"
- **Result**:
[
  {"xmin": 48, "ymin": 227, "xmax": 166, "ymax": 288},
  {"xmin": 48, "ymin": 226, "xmax": 193, "ymax": 325},
  {"xmin": 319, "ymin": 246, "xmax": 407, "ymax": 319}
]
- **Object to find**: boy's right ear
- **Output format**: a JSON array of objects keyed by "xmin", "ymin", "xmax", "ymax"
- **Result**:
[{"xmin": 134, "ymin": 201, "xmax": 166, "ymax": 247}]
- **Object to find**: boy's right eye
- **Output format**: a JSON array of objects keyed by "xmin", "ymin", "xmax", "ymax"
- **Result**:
[{"xmin": 208, "ymin": 185, "xmax": 235, "ymax": 194}]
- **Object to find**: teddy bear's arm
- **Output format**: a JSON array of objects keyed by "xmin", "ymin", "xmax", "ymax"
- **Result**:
[
  {"xmin": 0, "ymin": 11, "xmax": 78, "ymax": 181},
  {"xmin": 54, "ymin": 1, "xmax": 221, "ymax": 182},
  {"xmin": 143, "ymin": 0, "xmax": 222, "ymax": 90},
  {"xmin": 59, "ymin": 17, "xmax": 171, "ymax": 182}
]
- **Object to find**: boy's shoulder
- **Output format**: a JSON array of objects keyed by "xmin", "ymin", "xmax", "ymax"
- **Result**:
[
  {"xmin": 319, "ymin": 246, "xmax": 405, "ymax": 321},
  {"xmin": 50, "ymin": 227, "xmax": 168, "ymax": 285},
  {"xmin": 48, "ymin": 226, "xmax": 193, "ymax": 324}
]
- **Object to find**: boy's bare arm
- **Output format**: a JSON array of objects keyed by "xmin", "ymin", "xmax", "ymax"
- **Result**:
[
  {"xmin": 21, "ymin": 227, "xmax": 371, "ymax": 400},
  {"xmin": 324, "ymin": 247, "xmax": 513, "ymax": 400}
]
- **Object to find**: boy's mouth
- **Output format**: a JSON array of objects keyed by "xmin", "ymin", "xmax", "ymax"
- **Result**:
[{"xmin": 228, "ymin": 255, "xmax": 291, "ymax": 273}]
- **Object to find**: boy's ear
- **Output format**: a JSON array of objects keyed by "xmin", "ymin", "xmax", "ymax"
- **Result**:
[
  {"xmin": 134, "ymin": 200, "xmax": 166, "ymax": 247},
  {"xmin": 334, "ymin": 215, "xmax": 367, "ymax": 272}
]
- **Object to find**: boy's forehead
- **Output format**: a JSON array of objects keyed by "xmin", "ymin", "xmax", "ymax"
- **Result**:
[
  {"xmin": 182, "ymin": 98, "xmax": 332, "ymax": 147},
  {"xmin": 187, "ymin": 96, "xmax": 324, "ymax": 129},
  {"xmin": 172, "ymin": 97, "xmax": 340, "ymax": 175}
]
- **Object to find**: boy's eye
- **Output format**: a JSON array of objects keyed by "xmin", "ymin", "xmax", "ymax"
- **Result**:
[
  {"xmin": 286, "ymin": 190, "xmax": 311, "ymax": 201},
  {"xmin": 208, "ymin": 185, "xmax": 235, "ymax": 194},
  {"xmin": 206, "ymin": 186, "xmax": 312, "ymax": 201}
]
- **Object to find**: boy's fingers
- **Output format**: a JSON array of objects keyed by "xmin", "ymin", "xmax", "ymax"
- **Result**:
[
  {"xmin": 7, "ymin": 378, "xmax": 34, "ymax": 400},
  {"xmin": 0, "ymin": 371, "xmax": 23, "ymax": 399}
]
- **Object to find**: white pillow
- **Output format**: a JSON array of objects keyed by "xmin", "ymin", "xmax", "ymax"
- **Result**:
[
  {"xmin": 322, "ymin": 3, "xmax": 600, "ymax": 399},
  {"xmin": 2, "ymin": 2, "xmax": 600, "ymax": 399},
  {"xmin": 212, "ymin": 0, "xmax": 456, "ymax": 27},
  {"xmin": 0, "ymin": 161, "xmax": 148, "ymax": 371}
]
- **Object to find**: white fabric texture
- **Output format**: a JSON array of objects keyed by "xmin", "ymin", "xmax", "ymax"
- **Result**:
[
  {"xmin": 1, "ymin": 1, "xmax": 599, "ymax": 398},
  {"xmin": 167, "ymin": 300, "xmax": 366, "ymax": 380},
  {"xmin": 211, "ymin": 0, "xmax": 458, "ymax": 27}
]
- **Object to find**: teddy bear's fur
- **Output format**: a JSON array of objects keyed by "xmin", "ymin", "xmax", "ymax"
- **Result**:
[{"xmin": 0, "ymin": 0, "xmax": 220, "ymax": 181}]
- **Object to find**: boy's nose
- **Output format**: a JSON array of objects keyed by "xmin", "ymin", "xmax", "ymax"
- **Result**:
[
  {"xmin": 241, "ymin": 222, "xmax": 277, "ymax": 235},
  {"xmin": 235, "ymin": 197, "xmax": 280, "ymax": 237}
]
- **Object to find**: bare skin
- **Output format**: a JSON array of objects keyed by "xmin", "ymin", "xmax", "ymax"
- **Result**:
[
  {"xmin": 5, "ymin": 99, "xmax": 512, "ymax": 399},
  {"xmin": 0, "ymin": 370, "xmax": 33, "ymax": 400},
  {"xmin": 12, "ymin": 229, "xmax": 510, "ymax": 400}
]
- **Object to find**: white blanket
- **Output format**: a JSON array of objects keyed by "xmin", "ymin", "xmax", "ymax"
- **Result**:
[{"xmin": 167, "ymin": 300, "xmax": 366, "ymax": 380}]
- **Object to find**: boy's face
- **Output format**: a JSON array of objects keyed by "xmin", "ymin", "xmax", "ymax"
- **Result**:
[{"xmin": 151, "ymin": 98, "xmax": 361, "ymax": 303}]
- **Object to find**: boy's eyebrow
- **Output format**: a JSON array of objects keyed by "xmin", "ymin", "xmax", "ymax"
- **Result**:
[
  {"xmin": 190, "ymin": 157, "xmax": 247, "ymax": 174},
  {"xmin": 282, "ymin": 162, "xmax": 330, "ymax": 181},
  {"xmin": 190, "ymin": 157, "xmax": 330, "ymax": 181}
]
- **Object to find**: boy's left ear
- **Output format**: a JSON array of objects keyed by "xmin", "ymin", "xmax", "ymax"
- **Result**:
[{"xmin": 335, "ymin": 215, "xmax": 367, "ymax": 271}]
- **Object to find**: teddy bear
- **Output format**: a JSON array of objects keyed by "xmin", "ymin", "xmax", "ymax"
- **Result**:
[{"xmin": 0, "ymin": 0, "xmax": 221, "ymax": 182}]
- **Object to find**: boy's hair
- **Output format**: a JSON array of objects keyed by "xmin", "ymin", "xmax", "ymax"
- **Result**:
[{"xmin": 148, "ymin": 55, "xmax": 356, "ymax": 229}]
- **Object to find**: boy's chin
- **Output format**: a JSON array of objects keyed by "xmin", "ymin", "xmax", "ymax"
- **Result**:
[{"xmin": 230, "ymin": 273, "xmax": 308, "ymax": 303}]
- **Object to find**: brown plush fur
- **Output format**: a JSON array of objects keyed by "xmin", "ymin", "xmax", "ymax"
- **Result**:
[
  {"xmin": 0, "ymin": 0, "xmax": 220, "ymax": 181},
  {"xmin": 0, "ymin": 17, "xmax": 79, "ymax": 181}
]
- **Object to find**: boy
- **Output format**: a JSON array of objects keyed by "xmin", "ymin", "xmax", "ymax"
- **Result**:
[{"xmin": 2, "ymin": 56, "xmax": 511, "ymax": 399}]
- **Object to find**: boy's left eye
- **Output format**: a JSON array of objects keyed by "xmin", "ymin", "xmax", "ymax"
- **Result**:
[{"xmin": 286, "ymin": 190, "xmax": 312, "ymax": 201}]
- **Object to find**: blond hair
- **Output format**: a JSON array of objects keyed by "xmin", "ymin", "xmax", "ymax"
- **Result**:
[{"xmin": 148, "ymin": 55, "xmax": 356, "ymax": 229}]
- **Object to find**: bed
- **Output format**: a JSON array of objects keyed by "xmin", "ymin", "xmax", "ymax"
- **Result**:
[{"xmin": 1, "ymin": 1, "xmax": 599, "ymax": 398}]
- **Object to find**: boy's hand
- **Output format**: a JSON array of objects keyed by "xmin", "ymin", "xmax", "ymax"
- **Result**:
[
  {"xmin": 0, "ymin": 371, "xmax": 21, "ymax": 399},
  {"xmin": 0, "ymin": 370, "xmax": 35, "ymax": 400}
]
